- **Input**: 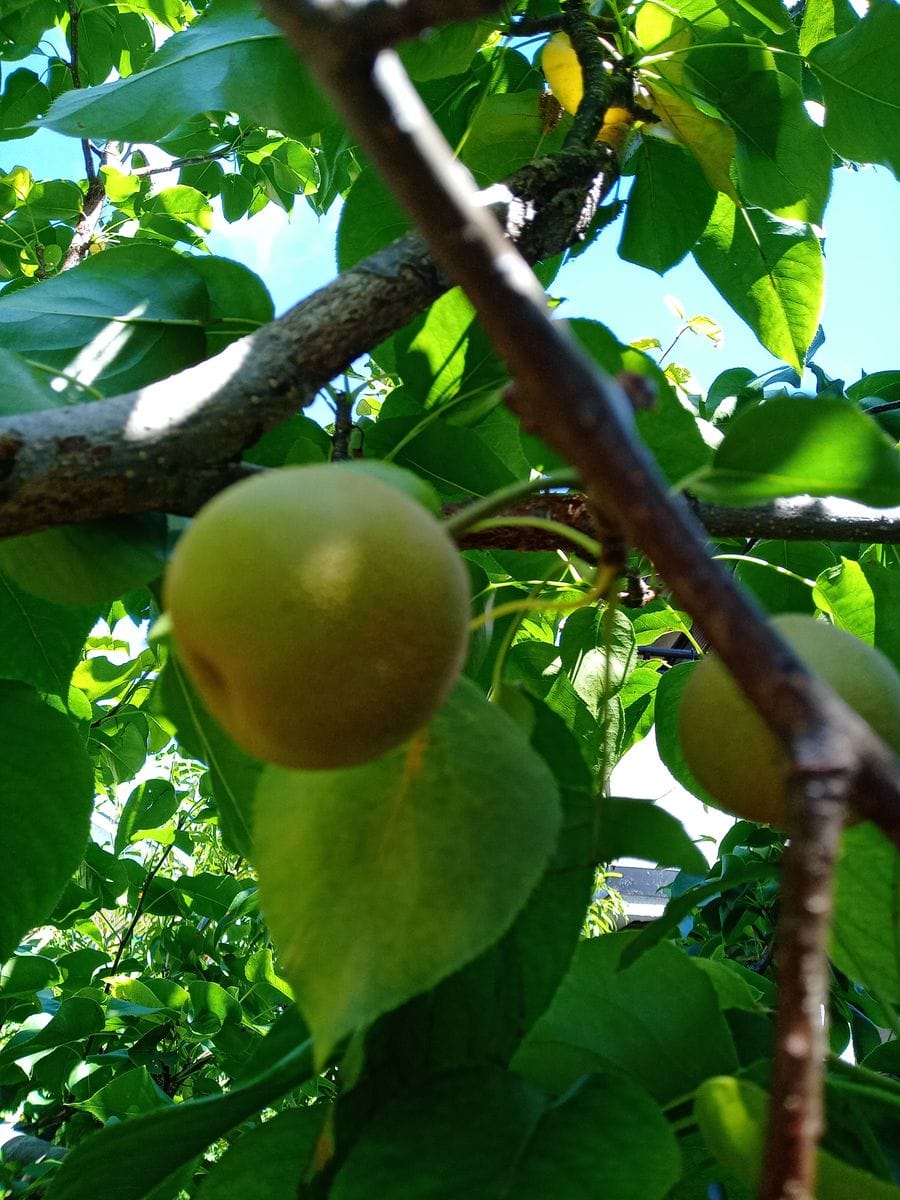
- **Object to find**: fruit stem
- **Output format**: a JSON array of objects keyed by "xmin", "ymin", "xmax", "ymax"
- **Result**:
[{"xmin": 471, "ymin": 558, "xmax": 618, "ymax": 633}]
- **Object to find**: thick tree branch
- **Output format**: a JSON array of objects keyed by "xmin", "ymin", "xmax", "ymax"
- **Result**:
[
  {"xmin": 279, "ymin": 0, "xmax": 502, "ymax": 51},
  {"xmin": 0, "ymin": 150, "xmax": 613, "ymax": 536},
  {"xmin": 259, "ymin": 6, "xmax": 899, "ymax": 1200},
  {"xmin": 452, "ymin": 492, "xmax": 900, "ymax": 550},
  {"xmin": 689, "ymin": 495, "xmax": 900, "ymax": 544}
]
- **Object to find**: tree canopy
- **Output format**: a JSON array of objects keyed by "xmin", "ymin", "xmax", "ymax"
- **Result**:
[{"xmin": 0, "ymin": 2, "xmax": 899, "ymax": 1199}]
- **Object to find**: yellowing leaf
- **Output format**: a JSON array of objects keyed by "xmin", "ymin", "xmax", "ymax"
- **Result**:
[
  {"xmin": 646, "ymin": 82, "xmax": 739, "ymax": 201},
  {"xmin": 541, "ymin": 32, "xmax": 584, "ymax": 116}
]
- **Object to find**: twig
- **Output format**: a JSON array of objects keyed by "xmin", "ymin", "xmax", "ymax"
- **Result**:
[
  {"xmin": 331, "ymin": 392, "xmax": 354, "ymax": 461},
  {"xmin": 66, "ymin": 0, "xmax": 97, "ymax": 183},
  {"xmin": 451, "ymin": 492, "xmax": 900, "ymax": 549},
  {"xmin": 131, "ymin": 148, "xmax": 236, "ymax": 177},
  {"xmin": 561, "ymin": 0, "xmax": 614, "ymax": 150},
  {"xmin": 108, "ymin": 841, "xmax": 174, "ymax": 977},
  {"xmin": 59, "ymin": 175, "xmax": 107, "ymax": 271}
]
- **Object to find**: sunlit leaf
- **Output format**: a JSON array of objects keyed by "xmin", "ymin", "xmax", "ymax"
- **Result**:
[
  {"xmin": 808, "ymin": 0, "xmax": 900, "ymax": 175},
  {"xmin": 694, "ymin": 196, "xmax": 822, "ymax": 369},
  {"xmin": 253, "ymin": 678, "xmax": 561, "ymax": 1064},
  {"xmin": 39, "ymin": 0, "xmax": 338, "ymax": 144},
  {"xmin": 685, "ymin": 396, "xmax": 900, "ymax": 506}
]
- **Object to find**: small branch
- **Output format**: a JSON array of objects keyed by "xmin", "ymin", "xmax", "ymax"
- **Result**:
[
  {"xmin": 66, "ymin": 0, "xmax": 96, "ymax": 183},
  {"xmin": 691, "ymin": 495, "xmax": 900, "ymax": 545},
  {"xmin": 131, "ymin": 147, "xmax": 237, "ymax": 178},
  {"xmin": 452, "ymin": 492, "xmax": 900, "ymax": 550},
  {"xmin": 59, "ymin": 175, "xmax": 106, "ymax": 271},
  {"xmin": 562, "ymin": 0, "xmax": 614, "ymax": 150},
  {"xmin": 331, "ymin": 392, "xmax": 354, "ymax": 460},
  {"xmin": 108, "ymin": 841, "xmax": 174, "ymax": 977},
  {"xmin": 759, "ymin": 775, "xmax": 846, "ymax": 1199}
]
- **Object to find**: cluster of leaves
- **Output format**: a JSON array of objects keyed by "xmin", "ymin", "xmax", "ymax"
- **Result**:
[{"xmin": 0, "ymin": 0, "xmax": 898, "ymax": 1198}]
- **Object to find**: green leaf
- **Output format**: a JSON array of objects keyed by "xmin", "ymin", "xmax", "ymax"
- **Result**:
[
  {"xmin": 460, "ymin": 90, "xmax": 562, "ymax": 185},
  {"xmin": 569, "ymin": 319, "xmax": 712, "ymax": 482},
  {"xmin": 141, "ymin": 184, "xmax": 213, "ymax": 234},
  {"xmin": 813, "ymin": 558, "xmax": 878, "ymax": 645},
  {"xmin": 391, "ymin": 288, "xmax": 504, "ymax": 410},
  {"xmin": 0, "ymin": 683, "xmax": 94, "ymax": 962},
  {"xmin": 188, "ymin": 980, "xmax": 242, "ymax": 1035},
  {"xmin": 736, "ymin": 540, "xmax": 836, "ymax": 615},
  {"xmin": 808, "ymin": 0, "xmax": 900, "ymax": 175},
  {"xmin": 39, "ymin": 0, "xmax": 338, "ymax": 145},
  {"xmin": 721, "ymin": 69, "xmax": 832, "ymax": 222},
  {"xmin": 357, "ymin": 698, "xmax": 594, "ymax": 1084},
  {"xmin": 506, "ymin": 640, "xmax": 622, "ymax": 777},
  {"xmin": 219, "ymin": 172, "xmax": 254, "ymax": 223},
  {"xmin": 558, "ymin": 606, "xmax": 638, "ymax": 706},
  {"xmin": 336, "ymin": 166, "xmax": 409, "ymax": 271},
  {"xmin": 0, "ymin": 515, "xmax": 168, "ymax": 606},
  {"xmin": 194, "ymin": 1108, "xmax": 324, "ymax": 1200},
  {"xmin": 253, "ymin": 677, "xmax": 561, "ymax": 1065},
  {"xmin": 0, "ymin": 346, "xmax": 65, "ymax": 414},
  {"xmin": 75, "ymin": 1068, "xmax": 170, "ymax": 1122},
  {"xmin": 189, "ymin": 256, "xmax": 274, "ymax": 354},
  {"xmin": 0, "ymin": 243, "xmax": 209, "ymax": 395},
  {"xmin": 365, "ymin": 413, "xmax": 522, "ymax": 500},
  {"xmin": 597, "ymin": 796, "xmax": 709, "ymax": 875},
  {"xmin": 332, "ymin": 1067, "xmax": 680, "ymax": 1200},
  {"xmin": 0, "ymin": 995, "xmax": 103, "ymax": 1067},
  {"xmin": 43, "ymin": 1038, "xmax": 314, "ymax": 1200},
  {"xmin": 696, "ymin": 1075, "xmax": 900, "ymax": 1198},
  {"xmin": 831, "ymin": 823, "xmax": 900, "ymax": 1006},
  {"xmin": 858, "ymin": 562, "xmax": 900, "ymax": 670},
  {"xmin": 513, "ymin": 933, "xmax": 739, "ymax": 1104},
  {"xmin": 0, "ymin": 953, "xmax": 59, "ymax": 996},
  {"xmin": 0, "ymin": 574, "xmax": 97, "ymax": 695},
  {"xmin": 686, "ymin": 396, "xmax": 900, "ymax": 506},
  {"xmin": 619, "ymin": 136, "xmax": 717, "ymax": 273},
  {"xmin": 691, "ymin": 957, "xmax": 773, "ymax": 1011},
  {"xmin": 694, "ymin": 194, "xmax": 822, "ymax": 369},
  {"xmin": 799, "ymin": 0, "xmax": 859, "ymax": 56},
  {"xmin": 115, "ymin": 779, "xmax": 181, "ymax": 856},
  {"xmin": 153, "ymin": 659, "xmax": 261, "ymax": 861},
  {"xmin": 0, "ymin": 67, "xmax": 51, "ymax": 138},
  {"xmin": 400, "ymin": 17, "xmax": 491, "ymax": 81}
]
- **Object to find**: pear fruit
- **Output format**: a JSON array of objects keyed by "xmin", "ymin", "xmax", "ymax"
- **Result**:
[
  {"xmin": 678, "ymin": 613, "xmax": 900, "ymax": 826},
  {"xmin": 163, "ymin": 464, "xmax": 470, "ymax": 769}
]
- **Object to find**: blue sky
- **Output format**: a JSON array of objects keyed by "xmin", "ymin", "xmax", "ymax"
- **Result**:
[{"xmin": 10, "ymin": 108, "xmax": 899, "ymax": 397}]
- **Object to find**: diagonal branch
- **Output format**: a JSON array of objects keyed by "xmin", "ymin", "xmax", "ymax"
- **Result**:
[
  {"xmin": 259, "ymin": 5, "xmax": 900, "ymax": 1200},
  {"xmin": 0, "ymin": 150, "xmax": 614, "ymax": 537}
]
